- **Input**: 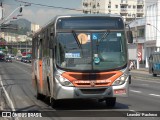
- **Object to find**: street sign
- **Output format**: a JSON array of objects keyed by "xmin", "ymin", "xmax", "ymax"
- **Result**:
[
  {"xmin": 138, "ymin": 52, "xmax": 141, "ymax": 57},
  {"xmin": 92, "ymin": 33, "xmax": 98, "ymax": 40},
  {"xmin": 138, "ymin": 57, "xmax": 141, "ymax": 62}
]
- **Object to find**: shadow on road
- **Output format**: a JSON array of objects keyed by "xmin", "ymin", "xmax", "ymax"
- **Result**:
[{"xmin": 38, "ymin": 97, "xmax": 129, "ymax": 110}]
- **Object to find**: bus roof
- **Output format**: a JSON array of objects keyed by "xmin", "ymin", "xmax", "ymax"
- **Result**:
[
  {"xmin": 48, "ymin": 14, "xmax": 123, "ymax": 26},
  {"xmin": 55, "ymin": 14, "xmax": 122, "ymax": 18}
]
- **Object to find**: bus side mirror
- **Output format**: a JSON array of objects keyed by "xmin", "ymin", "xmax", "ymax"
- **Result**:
[{"xmin": 127, "ymin": 31, "xmax": 133, "ymax": 43}]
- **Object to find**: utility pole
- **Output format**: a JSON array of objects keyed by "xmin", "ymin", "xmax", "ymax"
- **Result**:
[
  {"xmin": 136, "ymin": 29, "xmax": 139, "ymax": 69},
  {"xmin": 135, "ymin": 19, "xmax": 139, "ymax": 69},
  {"xmin": 11, "ymin": 34, "xmax": 13, "ymax": 54},
  {"xmin": 26, "ymin": 36, "xmax": 27, "ymax": 54},
  {"xmin": 0, "ymin": 2, "xmax": 3, "ymax": 20}
]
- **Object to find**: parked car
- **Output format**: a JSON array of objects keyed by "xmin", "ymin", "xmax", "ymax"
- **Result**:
[
  {"xmin": 24, "ymin": 57, "xmax": 32, "ymax": 63},
  {"xmin": 0, "ymin": 53, "xmax": 5, "ymax": 62},
  {"xmin": 5, "ymin": 58, "xmax": 12, "ymax": 63},
  {"xmin": 16, "ymin": 56, "xmax": 22, "ymax": 61},
  {"xmin": 21, "ymin": 57, "xmax": 26, "ymax": 62},
  {"xmin": 11, "ymin": 55, "xmax": 15, "ymax": 59}
]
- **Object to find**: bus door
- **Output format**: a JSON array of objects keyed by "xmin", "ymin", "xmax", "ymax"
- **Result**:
[{"xmin": 38, "ymin": 39, "xmax": 43, "ymax": 92}]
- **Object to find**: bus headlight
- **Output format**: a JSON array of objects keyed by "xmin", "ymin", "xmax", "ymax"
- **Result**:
[
  {"xmin": 112, "ymin": 74, "xmax": 128, "ymax": 86},
  {"xmin": 55, "ymin": 74, "xmax": 74, "ymax": 87}
]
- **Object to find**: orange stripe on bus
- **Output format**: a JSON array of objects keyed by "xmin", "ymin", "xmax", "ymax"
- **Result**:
[
  {"xmin": 62, "ymin": 71, "xmax": 123, "ymax": 87},
  {"xmin": 39, "ymin": 60, "xmax": 43, "ymax": 90}
]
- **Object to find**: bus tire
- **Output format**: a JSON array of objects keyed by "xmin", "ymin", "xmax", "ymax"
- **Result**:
[
  {"xmin": 51, "ymin": 98, "xmax": 58, "ymax": 108},
  {"xmin": 105, "ymin": 97, "xmax": 116, "ymax": 108},
  {"xmin": 47, "ymin": 77, "xmax": 51, "ymax": 95}
]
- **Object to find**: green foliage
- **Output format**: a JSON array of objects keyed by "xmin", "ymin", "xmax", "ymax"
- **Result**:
[
  {"xmin": 16, "ymin": 27, "xmax": 30, "ymax": 35},
  {"xmin": 12, "ymin": 48, "xmax": 18, "ymax": 55},
  {"xmin": 0, "ymin": 38, "xmax": 6, "ymax": 42},
  {"xmin": 1, "ymin": 46, "xmax": 5, "ymax": 49}
]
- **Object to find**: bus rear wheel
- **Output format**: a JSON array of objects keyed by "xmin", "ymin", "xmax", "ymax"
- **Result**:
[
  {"xmin": 35, "ymin": 80, "xmax": 43, "ymax": 100},
  {"xmin": 105, "ymin": 97, "xmax": 116, "ymax": 108}
]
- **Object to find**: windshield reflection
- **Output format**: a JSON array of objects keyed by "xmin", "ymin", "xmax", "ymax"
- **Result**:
[{"xmin": 56, "ymin": 31, "xmax": 127, "ymax": 71}]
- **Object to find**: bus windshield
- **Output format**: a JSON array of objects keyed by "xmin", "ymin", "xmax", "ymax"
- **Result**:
[{"xmin": 56, "ymin": 31, "xmax": 127, "ymax": 71}]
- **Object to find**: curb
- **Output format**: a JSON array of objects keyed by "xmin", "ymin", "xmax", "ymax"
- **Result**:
[{"xmin": 130, "ymin": 69, "xmax": 149, "ymax": 73}]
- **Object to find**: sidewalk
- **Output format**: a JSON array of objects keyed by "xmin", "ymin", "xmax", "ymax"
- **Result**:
[
  {"xmin": 130, "ymin": 63, "xmax": 149, "ymax": 72},
  {"xmin": 134, "ymin": 68, "xmax": 149, "ymax": 72},
  {"xmin": 130, "ymin": 67, "xmax": 160, "ymax": 80},
  {"xmin": 130, "ymin": 67, "xmax": 149, "ymax": 74}
]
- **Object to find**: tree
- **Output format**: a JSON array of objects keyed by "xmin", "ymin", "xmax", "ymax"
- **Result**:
[
  {"xmin": 12, "ymin": 48, "xmax": 18, "ymax": 55},
  {"xmin": 0, "ymin": 38, "xmax": 6, "ymax": 42}
]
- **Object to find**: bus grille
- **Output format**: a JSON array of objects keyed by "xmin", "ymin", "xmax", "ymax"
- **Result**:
[
  {"xmin": 74, "ymin": 80, "xmax": 111, "ymax": 87},
  {"xmin": 80, "ymin": 88, "xmax": 106, "ymax": 94},
  {"xmin": 62, "ymin": 71, "xmax": 123, "ymax": 87}
]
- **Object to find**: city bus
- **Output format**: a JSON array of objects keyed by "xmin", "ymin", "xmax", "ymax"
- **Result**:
[
  {"xmin": 32, "ymin": 14, "xmax": 133, "ymax": 108},
  {"xmin": 149, "ymin": 52, "xmax": 160, "ymax": 77}
]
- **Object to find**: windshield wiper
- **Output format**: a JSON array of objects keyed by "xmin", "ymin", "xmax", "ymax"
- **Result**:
[
  {"xmin": 97, "ymin": 31, "xmax": 110, "ymax": 46},
  {"xmin": 95, "ymin": 31, "xmax": 110, "ymax": 55},
  {"xmin": 72, "ymin": 30, "xmax": 83, "ymax": 56},
  {"xmin": 72, "ymin": 30, "xmax": 82, "ymax": 49}
]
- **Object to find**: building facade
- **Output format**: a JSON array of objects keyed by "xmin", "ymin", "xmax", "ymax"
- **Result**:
[
  {"xmin": 82, "ymin": 0, "xmax": 145, "ymax": 21},
  {"xmin": 145, "ymin": 0, "xmax": 160, "ymax": 68},
  {"xmin": 128, "ymin": 18, "xmax": 145, "ymax": 65},
  {"xmin": 1, "ymin": 32, "xmax": 31, "ymax": 43}
]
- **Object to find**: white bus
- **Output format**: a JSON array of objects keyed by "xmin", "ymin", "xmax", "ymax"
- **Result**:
[{"xmin": 32, "ymin": 14, "xmax": 133, "ymax": 108}]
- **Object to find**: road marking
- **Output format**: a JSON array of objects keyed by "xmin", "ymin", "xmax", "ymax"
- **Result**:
[
  {"xmin": 129, "ymin": 109, "xmax": 136, "ymax": 112},
  {"xmin": 133, "ymin": 79, "xmax": 160, "ymax": 84},
  {"xmin": 0, "ymin": 76, "xmax": 19, "ymax": 120},
  {"xmin": 0, "ymin": 101, "xmax": 4, "ymax": 110},
  {"xmin": 130, "ymin": 90, "xmax": 142, "ymax": 93},
  {"xmin": 0, "ymin": 76, "xmax": 15, "ymax": 111},
  {"xmin": 149, "ymin": 94, "xmax": 160, "ymax": 97}
]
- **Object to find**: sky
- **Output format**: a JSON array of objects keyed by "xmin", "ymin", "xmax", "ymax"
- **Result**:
[
  {"xmin": 1, "ymin": 0, "xmax": 158, "ymax": 27},
  {"xmin": 1, "ymin": 0, "xmax": 82, "ymax": 27}
]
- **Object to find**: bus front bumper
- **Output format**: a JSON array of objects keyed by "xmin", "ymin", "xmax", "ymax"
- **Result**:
[{"xmin": 53, "ymin": 79, "xmax": 129, "ymax": 100}]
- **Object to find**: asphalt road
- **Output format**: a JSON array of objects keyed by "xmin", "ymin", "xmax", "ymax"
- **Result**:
[{"xmin": 0, "ymin": 61, "xmax": 160, "ymax": 120}]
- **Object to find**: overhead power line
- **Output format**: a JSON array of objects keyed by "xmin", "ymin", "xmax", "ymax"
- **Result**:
[
  {"xmin": 14, "ymin": 0, "xmax": 160, "ymax": 13},
  {"xmin": 15, "ymin": 0, "xmax": 83, "ymax": 12}
]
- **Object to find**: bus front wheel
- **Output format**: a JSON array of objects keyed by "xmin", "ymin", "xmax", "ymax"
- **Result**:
[
  {"xmin": 105, "ymin": 97, "xmax": 116, "ymax": 108},
  {"xmin": 51, "ymin": 98, "xmax": 58, "ymax": 108}
]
